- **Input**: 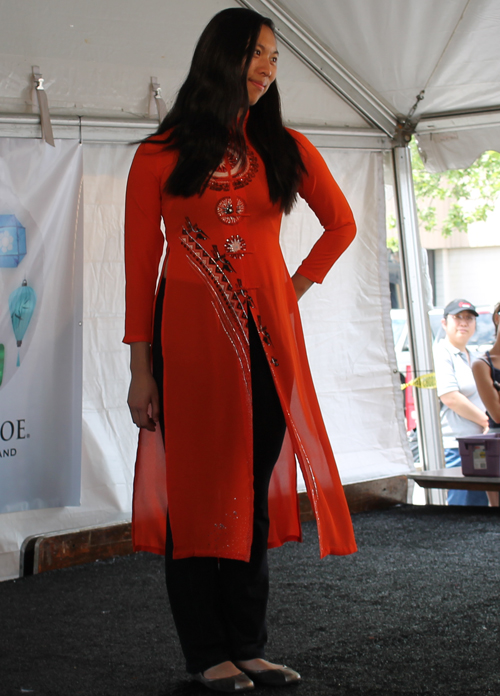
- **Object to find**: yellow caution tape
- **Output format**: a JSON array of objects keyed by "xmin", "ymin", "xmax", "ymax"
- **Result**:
[{"xmin": 401, "ymin": 372, "xmax": 436, "ymax": 390}]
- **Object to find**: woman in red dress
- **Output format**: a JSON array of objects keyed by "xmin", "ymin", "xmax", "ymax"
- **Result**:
[{"xmin": 124, "ymin": 7, "xmax": 357, "ymax": 692}]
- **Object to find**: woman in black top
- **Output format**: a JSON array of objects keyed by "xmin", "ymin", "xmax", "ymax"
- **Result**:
[{"xmin": 472, "ymin": 301, "xmax": 500, "ymax": 506}]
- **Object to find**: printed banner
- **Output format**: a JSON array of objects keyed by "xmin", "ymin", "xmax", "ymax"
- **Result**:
[{"xmin": 0, "ymin": 139, "xmax": 83, "ymax": 513}]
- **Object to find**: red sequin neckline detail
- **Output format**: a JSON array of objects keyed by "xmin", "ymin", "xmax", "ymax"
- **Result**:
[{"xmin": 209, "ymin": 146, "xmax": 259, "ymax": 192}]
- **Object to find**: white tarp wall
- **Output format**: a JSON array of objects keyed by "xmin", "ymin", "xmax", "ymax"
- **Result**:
[
  {"xmin": 0, "ymin": 139, "xmax": 412, "ymax": 580},
  {"xmin": 282, "ymin": 149, "xmax": 408, "ymax": 481}
]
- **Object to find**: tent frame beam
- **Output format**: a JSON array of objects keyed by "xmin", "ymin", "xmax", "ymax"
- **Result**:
[
  {"xmin": 392, "ymin": 145, "xmax": 445, "ymax": 502},
  {"xmin": 417, "ymin": 107, "xmax": 500, "ymax": 135},
  {"xmin": 0, "ymin": 113, "xmax": 393, "ymax": 149}
]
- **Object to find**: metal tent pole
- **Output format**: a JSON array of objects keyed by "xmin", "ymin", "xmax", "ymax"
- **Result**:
[{"xmin": 392, "ymin": 144, "xmax": 445, "ymax": 505}]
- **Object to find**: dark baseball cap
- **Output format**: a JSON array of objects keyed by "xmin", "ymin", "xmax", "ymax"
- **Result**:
[{"xmin": 443, "ymin": 299, "xmax": 478, "ymax": 318}]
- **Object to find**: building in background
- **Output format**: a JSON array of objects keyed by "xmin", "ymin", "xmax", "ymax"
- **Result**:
[{"xmin": 420, "ymin": 204, "xmax": 500, "ymax": 307}]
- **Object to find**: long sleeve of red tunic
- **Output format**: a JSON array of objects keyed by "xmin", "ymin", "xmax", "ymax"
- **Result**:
[{"xmin": 124, "ymin": 128, "xmax": 357, "ymax": 560}]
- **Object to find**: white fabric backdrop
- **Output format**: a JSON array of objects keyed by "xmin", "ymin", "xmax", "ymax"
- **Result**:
[
  {"xmin": 0, "ymin": 144, "xmax": 135, "ymax": 581},
  {"xmin": 281, "ymin": 149, "xmax": 412, "ymax": 485},
  {"xmin": 0, "ymin": 139, "xmax": 83, "ymax": 513},
  {"xmin": 0, "ymin": 142, "xmax": 412, "ymax": 581},
  {"xmin": 0, "ymin": 0, "xmax": 366, "ymax": 130}
]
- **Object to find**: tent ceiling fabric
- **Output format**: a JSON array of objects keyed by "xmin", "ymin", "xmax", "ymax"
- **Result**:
[
  {"xmin": 0, "ymin": 0, "xmax": 366, "ymax": 129},
  {"xmin": 1, "ymin": 0, "xmax": 499, "ymax": 167},
  {"xmin": 272, "ymin": 0, "xmax": 500, "ymax": 118},
  {"xmin": 416, "ymin": 120, "xmax": 500, "ymax": 172},
  {"xmin": 246, "ymin": 0, "xmax": 500, "ymax": 170}
]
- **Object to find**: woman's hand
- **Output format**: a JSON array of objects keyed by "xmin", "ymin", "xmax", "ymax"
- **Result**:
[
  {"xmin": 127, "ymin": 342, "xmax": 160, "ymax": 432},
  {"xmin": 292, "ymin": 272, "xmax": 313, "ymax": 301}
]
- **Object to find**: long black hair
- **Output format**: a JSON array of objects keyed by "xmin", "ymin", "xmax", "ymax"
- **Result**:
[{"xmin": 151, "ymin": 7, "xmax": 306, "ymax": 214}]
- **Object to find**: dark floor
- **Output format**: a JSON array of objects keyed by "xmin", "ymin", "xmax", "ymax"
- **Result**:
[{"xmin": 1, "ymin": 505, "xmax": 499, "ymax": 696}]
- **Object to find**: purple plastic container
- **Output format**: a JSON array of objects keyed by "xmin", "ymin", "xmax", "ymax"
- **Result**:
[{"xmin": 458, "ymin": 433, "xmax": 500, "ymax": 477}]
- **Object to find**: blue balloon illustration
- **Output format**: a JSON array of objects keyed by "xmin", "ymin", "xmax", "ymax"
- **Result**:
[
  {"xmin": 9, "ymin": 280, "xmax": 37, "ymax": 367},
  {"xmin": 0, "ymin": 214, "xmax": 27, "ymax": 267}
]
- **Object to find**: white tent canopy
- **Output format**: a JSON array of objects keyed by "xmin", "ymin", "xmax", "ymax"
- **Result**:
[
  {"xmin": 2, "ymin": 0, "xmax": 499, "ymax": 165},
  {"xmin": 1, "ymin": 0, "xmax": 499, "ymax": 580}
]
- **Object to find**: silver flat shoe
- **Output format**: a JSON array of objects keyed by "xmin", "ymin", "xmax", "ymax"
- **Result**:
[
  {"xmin": 193, "ymin": 671, "xmax": 255, "ymax": 692},
  {"xmin": 238, "ymin": 665, "xmax": 301, "ymax": 687}
]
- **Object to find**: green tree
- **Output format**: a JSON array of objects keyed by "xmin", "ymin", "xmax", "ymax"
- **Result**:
[{"xmin": 410, "ymin": 140, "xmax": 500, "ymax": 237}]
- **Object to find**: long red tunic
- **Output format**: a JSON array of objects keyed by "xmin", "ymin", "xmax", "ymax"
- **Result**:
[{"xmin": 124, "ymin": 128, "xmax": 357, "ymax": 561}]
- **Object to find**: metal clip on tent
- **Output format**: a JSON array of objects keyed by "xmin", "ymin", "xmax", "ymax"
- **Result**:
[
  {"xmin": 32, "ymin": 66, "xmax": 55, "ymax": 147},
  {"xmin": 150, "ymin": 77, "xmax": 167, "ymax": 123}
]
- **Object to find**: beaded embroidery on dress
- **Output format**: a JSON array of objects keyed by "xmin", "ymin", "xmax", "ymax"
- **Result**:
[
  {"xmin": 208, "ymin": 144, "xmax": 258, "ymax": 192},
  {"xmin": 179, "ymin": 218, "xmax": 251, "ymax": 350}
]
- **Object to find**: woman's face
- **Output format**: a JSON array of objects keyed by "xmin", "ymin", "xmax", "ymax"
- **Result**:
[{"xmin": 247, "ymin": 25, "xmax": 278, "ymax": 106}]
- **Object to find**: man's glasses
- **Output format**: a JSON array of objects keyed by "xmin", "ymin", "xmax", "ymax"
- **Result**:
[{"xmin": 450, "ymin": 313, "xmax": 475, "ymax": 323}]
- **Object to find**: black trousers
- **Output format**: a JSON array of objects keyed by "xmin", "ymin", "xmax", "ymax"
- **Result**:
[{"xmin": 152, "ymin": 280, "xmax": 286, "ymax": 674}]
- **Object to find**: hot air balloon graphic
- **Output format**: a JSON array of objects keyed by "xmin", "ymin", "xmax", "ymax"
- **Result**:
[{"xmin": 9, "ymin": 280, "xmax": 37, "ymax": 367}]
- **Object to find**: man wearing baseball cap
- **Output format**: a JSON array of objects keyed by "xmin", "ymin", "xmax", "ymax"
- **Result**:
[
  {"xmin": 434, "ymin": 299, "xmax": 489, "ymax": 505},
  {"xmin": 443, "ymin": 299, "xmax": 478, "ymax": 318}
]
